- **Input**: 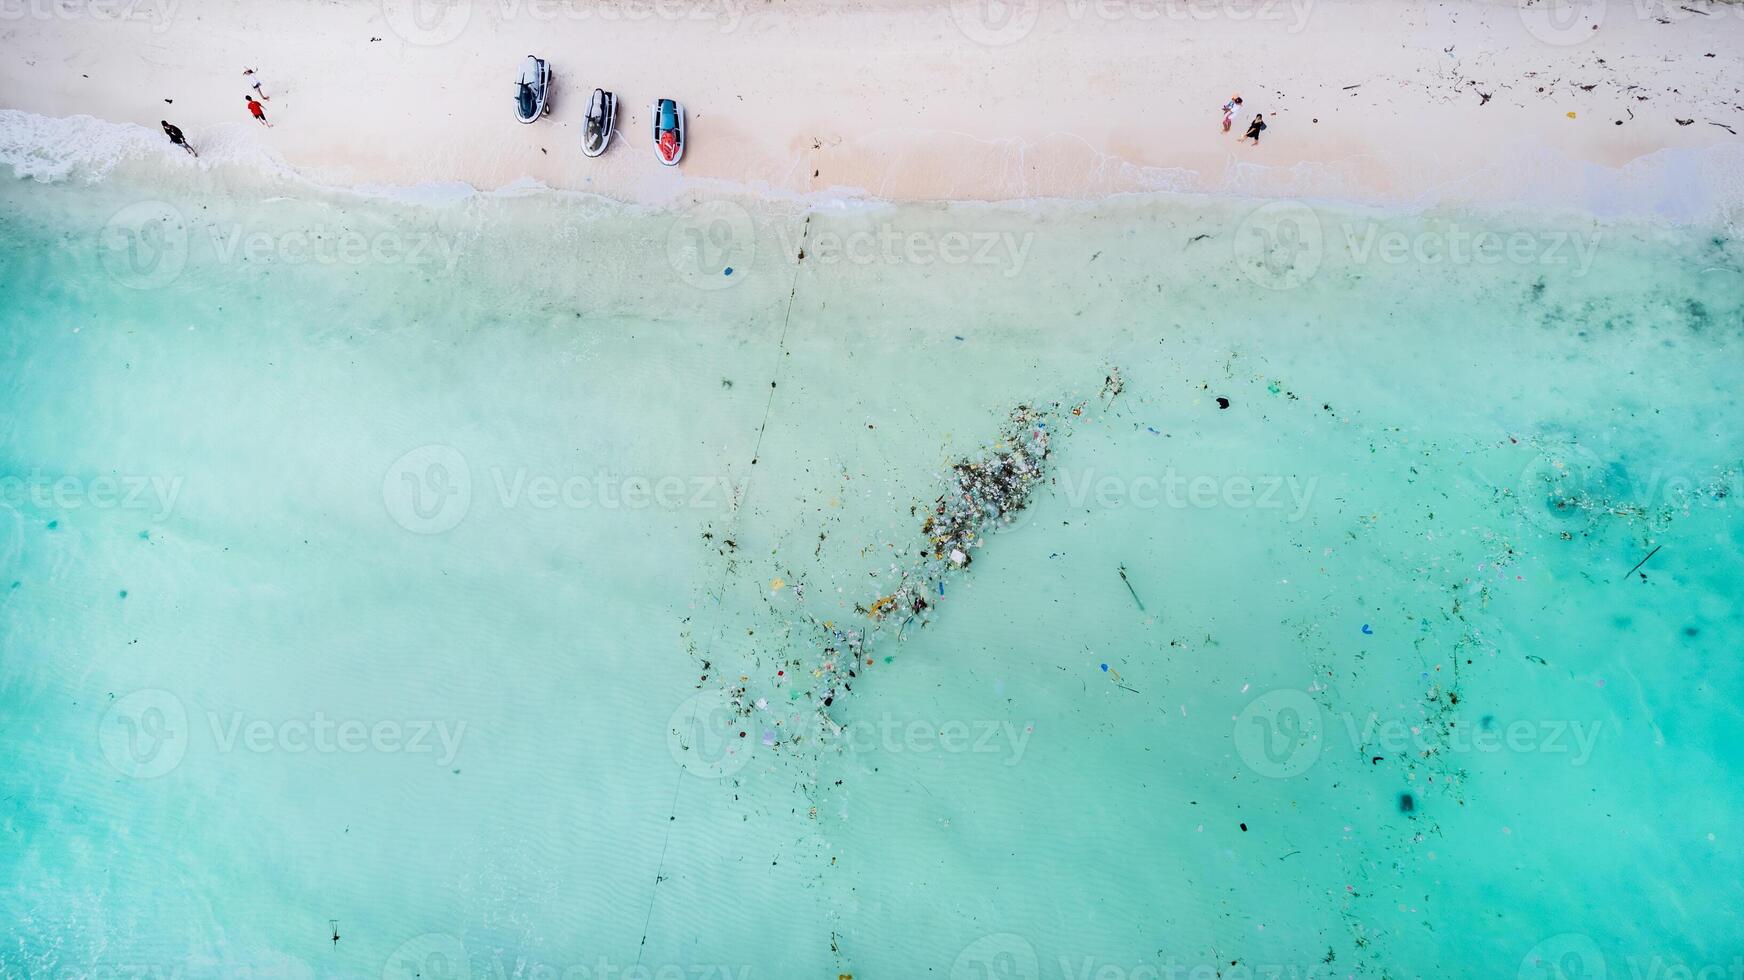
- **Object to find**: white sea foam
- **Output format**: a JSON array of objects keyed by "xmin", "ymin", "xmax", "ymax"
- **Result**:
[
  {"xmin": 0, "ymin": 110, "xmax": 160, "ymax": 183},
  {"xmin": 3, "ymin": 107, "xmax": 1742, "ymax": 226}
]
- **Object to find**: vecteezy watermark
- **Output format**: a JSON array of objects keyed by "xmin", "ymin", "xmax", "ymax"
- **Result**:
[
  {"xmin": 1055, "ymin": 468, "xmax": 1319, "ymax": 522},
  {"xmin": 1519, "ymin": 0, "xmax": 1743, "ymax": 47},
  {"xmin": 381, "ymin": 0, "xmax": 472, "ymax": 45},
  {"xmin": 0, "ymin": 0, "xmax": 178, "ymax": 31},
  {"xmin": 822, "ymin": 715, "xmax": 1034, "ymax": 765},
  {"xmin": 775, "ymin": 222, "xmax": 1036, "ymax": 279},
  {"xmin": 1233, "ymin": 201, "xmax": 1324, "ymax": 290},
  {"xmin": 42, "ymin": 960, "xmax": 319, "ymax": 979},
  {"xmin": 1518, "ymin": 442, "xmax": 1610, "ymax": 534},
  {"xmin": 0, "ymin": 503, "xmax": 22, "ymax": 576},
  {"xmin": 667, "ymin": 200, "xmax": 757, "ymax": 291},
  {"xmin": 383, "ymin": 0, "xmax": 747, "ymax": 45},
  {"xmin": 383, "ymin": 933, "xmax": 755, "ymax": 980},
  {"xmin": 1055, "ymin": 957, "xmax": 1343, "ymax": 979},
  {"xmin": 1511, "ymin": 442, "xmax": 1729, "ymax": 536},
  {"xmin": 1, "ymin": 471, "xmax": 184, "ymax": 522},
  {"xmin": 98, "ymin": 202, "xmax": 466, "ymax": 289},
  {"xmin": 383, "ymin": 444, "xmax": 472, "ymax": 535},
  {"xmin": 100, "ymin": 201, "xmax": 189, "ymax": 290},
  {"xmin": 207, "ymin": 711, "xmax": 466, "ymax": 766},
  {"xmin": 382, "ymin": 444, "xmax": 748, "ymax": 535},
  {"xmin": 666, "ymin": 689, "xmax": 753, "ymax": 779},
  {"xmin": 206, "ymin": 224, "xmax": 465, "ymax": 273},
  {"xmin": 99, "ymin": 689, "xmax": 189, "ymax": 779},
  {"xmin": 664, "ymin": 202, "xmax": 1039, "ymax": 288},
  {"xmin": 1234, "ymin": 203, "xmax": 1604, "ymax": 289},
  {"xmin": 1521, "ymin": 933, "xmax": 1744, "ymax": 980},
  {"xmin": 1338, "ymin": 222, "xmax": 1601, "ymax": 277},
  {"xmin": 1233, "ymin": 688, "xmax": 1608, "ymax": 779},
  {"xmin": 1232, "ymin": 688, "xmax": 1324, "ymax": 778},
  {"xmin": 1519, "ymin": 934, "xmax": 1607, "ymax": 980},
  {"xmin": 949, "ymin": 0, "xmax": 1313, "ymax": 46},
  {"xmin": 1518, "ymin": 0, "xmax": 1606, "ymax": 45},
  {"xmin": 952, "ymin": 934, "xmax": 1041, "ymax": 980},
  {"xmin": 99, "ymin": 691, "xmax": 467, "ymax": 777}
]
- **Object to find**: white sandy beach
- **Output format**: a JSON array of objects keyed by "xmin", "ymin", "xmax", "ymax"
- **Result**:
[{"xmin": 2, "ymin": 0, "xmax": 1742, "ymax": 209}]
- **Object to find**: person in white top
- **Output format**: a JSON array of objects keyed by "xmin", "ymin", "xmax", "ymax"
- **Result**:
[
  {"xmin": 1221, "ymin": 95, "xmax": 1243, "ymax": 133},
  {"xmin": 243, "ymin": 67, "xmax": 270, "ymax": 101}
]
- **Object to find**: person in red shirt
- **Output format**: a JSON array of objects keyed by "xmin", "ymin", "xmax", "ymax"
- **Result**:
[{"xmin": 246, "ymin": 95, "xmax": 272, "ymax": 127}]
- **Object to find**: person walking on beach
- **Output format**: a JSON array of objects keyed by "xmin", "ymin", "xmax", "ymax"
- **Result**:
[
  {"xmin": 1222, "ymin": 95, "xmax": 1243, "ymax": 133},
  {"xmin": 243, "ymin": 67, "xmax": 270, "ymax": 100},
  {"xmin": 1241, "ymin": 113, "xmax": 1267, "ymax": 144},
  {"xmin": 246, "ymin": 95, "xmax": 272, "ymax": 127},
  {"xmin": 160, "ymin": 120, "xmax": 196, "ymax": 157}
]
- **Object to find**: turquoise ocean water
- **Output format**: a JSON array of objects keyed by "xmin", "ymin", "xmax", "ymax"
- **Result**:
[{"xmin": 1, "ymin": 149, "xmax": 1742, "ymax": 979}]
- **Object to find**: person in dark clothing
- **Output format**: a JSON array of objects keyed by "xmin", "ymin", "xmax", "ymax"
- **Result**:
[
  {"xmin": 1241, "ymin": 113, "xmax": 1267, "ymax": 145},
  {"xmin": 161, "ymin": 120, "xmax": 196, "ymax": 157}
]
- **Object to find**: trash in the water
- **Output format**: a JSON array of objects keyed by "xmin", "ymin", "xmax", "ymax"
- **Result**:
[
  {"xmin": 1216, "ymin": 397, "xmax": 1231, "ymax": 410},
  {"xmin": 1118, "ymin": 564, "xmax": 1145, "ymax": 611},
  {"xmin": 1361, "ymin": 624, "xmax": 1373, "ymax": 635}
]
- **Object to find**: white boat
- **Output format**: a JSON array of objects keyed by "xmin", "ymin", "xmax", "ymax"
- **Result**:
[
  {"xmin": 514, "ymin": 56, "xmax": 551, "ymax": 124},
  {"xmin": 583, "ymin": 89, "xmax": 616, "ymax": 157}
]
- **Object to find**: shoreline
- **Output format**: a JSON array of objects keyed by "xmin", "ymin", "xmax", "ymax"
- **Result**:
[
  {"xmin": 1, "ymin": 0, "xmax": 1742, "ymax": 219},
  {"xmin": 7, "ymin": 108, "xmax": 1743, "ymax": 228}
]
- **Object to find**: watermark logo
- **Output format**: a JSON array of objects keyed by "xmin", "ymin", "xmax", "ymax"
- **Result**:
[
  {"xmin": 0, "ymin": 0, "xmax": 179, "ymax": 31},
  {"xmin": 1520, "ymin": 0, "xmax": 1605, "ymax": 45},
  {"xmin": 206, "ymin": 223, "xmax": 465, "ymax": 272},
  {"xmin": 99, "ymin": 689, "xmax": 188, "ymax": 778},
  {"xmin": 381, "ymin": 0, "xmax": 472, "ymax": 45},
  {"xmin": 1517, "ymin": 442, "xmax": 1607, "ymax": 534},
  {"xmin": 381, "ymin": 934, "xmax": 755, "ymax": 980},
  {"xmin": 953, "ymin": 933, "xmax": 1040, "ymax": 980},
  {"xmin": 1519, "ymin": 933, "xmax": 1607, "ymax": 980},
  {"xmin": 1232, "ymin": 688, "xmax": 1323, "ymax": 778},
  {"xmin": 1519, "ymin": 0, "xmax": 1744, "ymax": 44},
  {"xmin": 208, "ymin": 711, "xmax": 466, "ymax": 766},
  {"xmin": 383, "ymin": 444, "xmax": 473, "ymax": 535},
  {"xmin": 667, "ymin": 689, "xmax": 753, "ymax": 778},
  {"xmin": 1060, "ymin": 468, "xmax": 1320, "ymax": 522},
  {"xmin": 1059, "ymin": 957, "xmax": 1341, "ymax": 979},
  {"xmin": 1, "ymin": 471, "xmax": 184, "ymax": 522},
  {"xmin": 381, "ymin": 446, "xmax": 748, "ymax": 534},
  {"xmin": 1233, "ymin": 201, "xmax": 1323, "ymax": 290},
  {"xmin": 384, "ymin": 933, "xmax": 473, "ymax": 980},
  {"xmin": 667, "ymin": 200, "xmax": 756, "ymax": 290},
  {"xmin": 949, "ymin": 0, "xmax": 1041, "ymax": 45},
  {"xmin": 0, "ymin": 503, "xmax": 21, "ymax": 576},
  {"xmin": 1234, "ymin": 689, "xmax": 1607, "ymax": 779},
  {"xmin": 776, "ymin": 222, "xmax": 1036, "ymax": 278},
  {"xmin": 1630, "ymin": 0, "xmax": 1743, "ymax": 25},
  {"xmin": 1340, "ymin": 222, "xmax": 1601, "ymax": 276},
  {"xmin": 100, "ymin": 201, "xmax": 188, "ymax": 290},
  {"xmin": 825, "ymin": 715, "xmax": 1034, "ymax": 765},
  {"xmin": 100, "ymin": 696, "xmax": 467, "ymax": 778}
]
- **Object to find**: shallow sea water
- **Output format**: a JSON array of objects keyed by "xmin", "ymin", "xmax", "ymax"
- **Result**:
[{"xmin": 1, "ymin": 157, "xmax": 1741, "ymax": 980}]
